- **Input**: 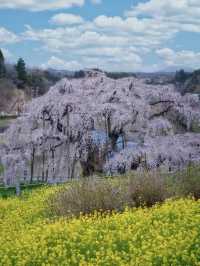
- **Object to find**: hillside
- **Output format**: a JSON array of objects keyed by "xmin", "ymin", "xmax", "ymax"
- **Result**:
[
  {"xmin": 0, "ymin": 53, "xmax": 76, "ymax": 115},
  {"xmin": 0, "ymin": 78, "xmax": 27, "ymax": 113}
]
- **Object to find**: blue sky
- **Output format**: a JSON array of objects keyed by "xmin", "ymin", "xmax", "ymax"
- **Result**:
[{"xmin": 0, "ymin": 0, "xmax": 200, "ymax": 72}]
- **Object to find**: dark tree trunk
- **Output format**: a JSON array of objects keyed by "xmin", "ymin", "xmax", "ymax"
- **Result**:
[{"xmin": 30, "ymin": 146, "xmax": 35, "ymax": 184}]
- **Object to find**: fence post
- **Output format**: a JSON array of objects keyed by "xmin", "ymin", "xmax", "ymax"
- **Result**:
[{"xmin": 16, "ymin": 175, "xmax": 21, "ymax": 196}]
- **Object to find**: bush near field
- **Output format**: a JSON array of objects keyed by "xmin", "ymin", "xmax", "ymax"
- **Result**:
[{"xmin": 48, "ymin": 166, "xmax": 200, "ymax": 218}]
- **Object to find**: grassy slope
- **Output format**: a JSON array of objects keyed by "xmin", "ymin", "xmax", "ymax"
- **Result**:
[
  {"xmin": 0, "ymin": 118, "xmax": 10, "ymax": 128},
  {"xmin": 0, "ymin": 186, "xmax": 199, "ymax": 266}
]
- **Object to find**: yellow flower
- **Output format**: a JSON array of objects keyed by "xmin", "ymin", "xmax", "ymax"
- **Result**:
[{"xmin": 0, "ymin": 187, "xmax": 200, "ymax": 265}]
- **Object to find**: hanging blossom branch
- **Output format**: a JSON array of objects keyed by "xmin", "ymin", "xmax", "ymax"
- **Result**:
[{"xmin": 1, "ymin": 69, "xmax": 200, "ymax": 184}]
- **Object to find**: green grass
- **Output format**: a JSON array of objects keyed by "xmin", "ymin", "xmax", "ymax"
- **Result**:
[
  {"xmin": 0, "ymin": 118, "xmax": 13, "ymax": 128},
  {"xmin": 0, "ymin": 163, "xmax": 4, "ymax": 175},
  {"xmin": 0, "ymin": 182, "xmax": 47, "ymax": 198}
]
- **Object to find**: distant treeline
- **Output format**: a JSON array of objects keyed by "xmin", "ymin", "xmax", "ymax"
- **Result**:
[
  {"xmin": 1, "ymin": 47, "xmax": 199, "ymax": 99},
  {"xmin": 0, "ymin": 48, "xmax": 138, "ymax": 99},
  {"xmin": 0, "ymin": 48, "xmax": 67, "ymax": 98},
  {"xmin": 74, "ymin": 69, "xmax": 136, "ymax": 79},
  {"xmin": 174, "ymin": 69, "xmax": 200, "ymax": 95}
]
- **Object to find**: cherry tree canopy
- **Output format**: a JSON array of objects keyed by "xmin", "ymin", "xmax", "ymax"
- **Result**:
[{"xmin": 1, "ymin": 70, "xmax": 200, "ymax": 184}]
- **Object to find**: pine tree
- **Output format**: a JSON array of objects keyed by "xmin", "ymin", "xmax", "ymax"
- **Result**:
[
  {"xmin": 0, "ymin": 49, "xmax": 6, "ymax": 78},
  {"xmin": 16, "ymin": 58, "xmax": 27, "ymax": 83}
]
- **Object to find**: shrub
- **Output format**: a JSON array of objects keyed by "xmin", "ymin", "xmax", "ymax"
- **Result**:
[
  {"xmin": 177, "ymin": 165, "xmax": 200, "ymax": 199},
  {"xmin": 128, "ymin": 171, "xmax": 171, "ymax": 207},
  {"xmin": 48, "ymin": 178, "xmax": 133, "ymax": 217},
  {"xmin": 48, "ymin": 172, "xmax": 173, "ymax": 218},
  {"xmin": 48, "ymin": 166, "xmax": 200, "ymax": 218}
]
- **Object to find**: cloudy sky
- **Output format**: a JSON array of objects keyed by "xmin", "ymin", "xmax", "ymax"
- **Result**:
[{"xmin": 0, "ymin": 0, "xmax": 200, "ymax": 72}]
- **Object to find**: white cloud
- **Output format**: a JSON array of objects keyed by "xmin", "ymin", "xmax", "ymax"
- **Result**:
[
  {"xmin": 94, "ymin": 15, "xmax": 177, "ymax": 40},
  {"xmin": 127, "ymin": 0, "xmax": 189, "ymax": 17},
  {"xmin": 41, "ymin": 56, "xmax": 82, "ymax": 70},
  {"xmin": 90, "ymin": 0, "xmax": 102, "ymax": 4},
  {"xmin": 0, "ymin": 27, "xmax": 19, "ymax": 44},
  {"xmin": 50, "ymin": 13, "xmax": 84, "ymax": 25},
  {"xmin": 156, "ymin": 48, "xmax": 175, "ymax": 60},
  {"xmin": 40, "ymin": 45, "xmax": 142, "ymax": 72},
  {"xmin": 23, "ymin": 26, "xmax": 128, "ymax": 50},
  {"xmin": 0, "ymin": 0, "xmax": 84, "ymax": 11},
  {"xmin": 22, "ymin": 12, "xmax": 173, "ymax": 71},
  {"xmin": 126, "ymin": 0, "xmax": 200, "ymax": 33},
  {"xmin": 23, "ymin": 15, "xmax": 176, "ymax": 56},
  {"xmin": 156, "ymin": 48, "xmax": 200, "ymax": 69},
  {"xmin": 16, "ymin": 0, "xmax": 200, "ymax": 71}
]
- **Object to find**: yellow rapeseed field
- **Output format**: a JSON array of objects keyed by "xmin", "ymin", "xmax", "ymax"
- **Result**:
[{"xmin": 0, "ymin": 186, "xmax": 200, "ymax": 266}]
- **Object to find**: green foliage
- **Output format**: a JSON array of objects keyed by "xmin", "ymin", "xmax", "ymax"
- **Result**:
[
  {"xmin": 0, "ymin": 164, "xmax": 4, "ymax": 175},
  {"xmin": 0, "ymin": 49, "xmax": 6, "ymax": 78},
  {"xmin": 15, "ymin": 58, "xmax": 27, "ymax": 84},
  {"xmin": 175, "ymin": 69, "xmax": 189, "ymax": 84},
  {"xmin": 175, "ymin": 68, "xmax": 200, "ymax": 95},
  {"xmin": 0, "ymin": 118, "xmax": 9, "ymax": 127},
  {"xmin": 27, "ymin": 69, "xmax": 50, "ymax": 96},
  {"xmin": 74, "ymin": 70, "xmax": 86, "ymax": 78},
  {"xmin": 106, "ymin": 71, "xmax": 136, "ymax": 79},
  {"xmin": 0, "ymin": 183, "xmax": 47, "ymax": 199}
]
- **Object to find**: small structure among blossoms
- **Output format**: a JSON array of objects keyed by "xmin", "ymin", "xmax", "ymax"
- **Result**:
[{"xmin": 1, "ymin": 70, "xmax": 200, "ymax": 184}]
